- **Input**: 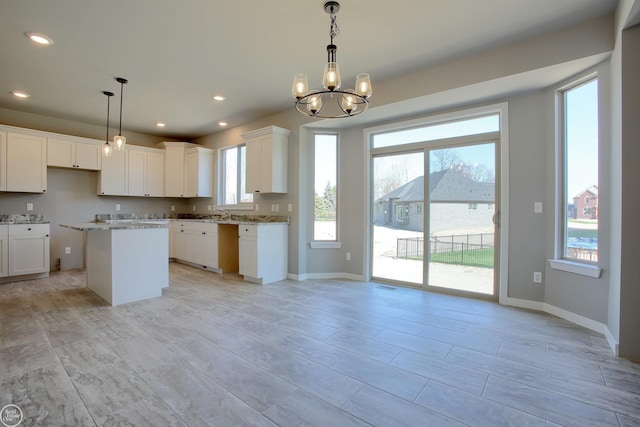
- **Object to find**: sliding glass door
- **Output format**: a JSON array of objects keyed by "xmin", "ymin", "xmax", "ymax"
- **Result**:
[
  {"xmin": 426, "ymin": 143, "xmax": 496, "ymax": 295},
  {"xmin": 372, "ymin": 151, "xmax": 425, "ymax": 285},
  {"xmin": 369, "ymin": 114, "xmax": 500, "ymax": 297}
]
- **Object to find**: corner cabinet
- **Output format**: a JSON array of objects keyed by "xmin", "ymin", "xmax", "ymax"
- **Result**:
[
  {"xmin": 157, "ymin": 142, "xmax": 213, "ymax": 198},
  {"xmin": 47, "ymin": 137, "xmax": 102, "ymax": 170},
  {"xmin": 6, "ymin": 132, "xmax": 47, "ymax": 193},
  {"xmin": 243, "ymin": 126, "xmax": 290, "ymax": 194},
  {"xmin": 185, "ymin": 147, "xmax": 213, "ymax": 198},
  {"xmin": 239, "ymin": 223, "xmax": 288, "ymax": 284}
]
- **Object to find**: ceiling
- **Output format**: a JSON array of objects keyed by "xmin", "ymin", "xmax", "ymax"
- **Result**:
[{"xmin": 0, "ymin": 0, "xmax": 618, "ymax": 140}]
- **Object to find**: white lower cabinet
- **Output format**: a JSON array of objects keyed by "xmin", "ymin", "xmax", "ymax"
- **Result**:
[
  {"xmin": 7, "ymin": 223, "xmax": 50, "ymax": 277},
  {"xmin": 0, "ymin": 225, "xmax": 8, "ymax": 277},
  {"xmin": 239, "ymin": 223, "xmax": 287, "ymax": 284},
  {"xmin": 172, "ymin": 221, "xmax": 218, "ymax": 270}
]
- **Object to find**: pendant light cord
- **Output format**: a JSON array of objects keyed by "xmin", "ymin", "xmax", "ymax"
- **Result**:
[{"xmin": 118, "ymin": 80, "xmax": 124, "ymax": 136}]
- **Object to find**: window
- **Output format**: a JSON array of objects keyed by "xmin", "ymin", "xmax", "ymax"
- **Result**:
[
  {"xmin": 468, "ymin": 203, "xmax": 478, "ymax": 210},
  {"xmin": 416, "ymin": 203, "xmax": 423, "ymax": 215},
  {"xmin": 562, "ymin": 78, "xmax": 599, "ymax": 263},
  {"xmin": 220, "ymin": 144, "xmax": 252, "ymax": 205},
  {"xmin": 314, "ymin": 134, "xmax": 338, "ymax": 241}
]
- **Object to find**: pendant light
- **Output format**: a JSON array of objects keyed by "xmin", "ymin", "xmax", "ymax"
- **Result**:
[
  {"xmin": 102, "ymin": 91, "xmax": 114, "ymax": 157},
  {"xmin": 292, "ymin": 1, "xmax": 372, "ymax": 118},
  {"xmin": 113, "ymin": 77, "xmax": 128, "ymax": 151}
]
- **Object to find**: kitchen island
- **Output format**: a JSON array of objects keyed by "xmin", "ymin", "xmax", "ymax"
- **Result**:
[{"xmin": 61, "ymin": 222, "xmax": 169, "ymax": 305}]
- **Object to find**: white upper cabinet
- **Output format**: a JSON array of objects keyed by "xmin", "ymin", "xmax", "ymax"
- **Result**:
[
  {"xmin": 185, "ymin": 147, "xmax": 213, "ymax": 198},
  {"xmin": 162, "ymin": 143, "xmax": 186, "ymax": 197},
  {"xmin": 243, "ymin": 126, "xmax": 290, "ymax": 194},
  {"xmin": 157, "ymin": 142, "xmax": 213, "ymax": 198},
  {"xmin": 127, "ymin": 146, "xmax": 164, "ymax": 197},
  {"xmin": 6, "ymin": 132, "xmax": 47, "ymax": 193},
  {"xmin": 98, "ymin": 148, "xmax": 127, "ymax": 195},
  {"xmin": 47, "ymin": 137, "xmax": 102, "ymax": 170}
]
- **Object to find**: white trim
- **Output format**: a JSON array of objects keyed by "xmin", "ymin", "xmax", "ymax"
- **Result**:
[
  {"xmin": 309, "ymin": 241, "xmax": 342, "ymax": 249},
  {"xmin": 548, "ymin": 259, "xmax": 602, "ymax": 278},
  {"xmin": 288, "ymin": 272, "xmax": 364, "ymax": 281},
  {"xmin": 502, "ymin": 295, "xmax": 618, "ymax": 355}
]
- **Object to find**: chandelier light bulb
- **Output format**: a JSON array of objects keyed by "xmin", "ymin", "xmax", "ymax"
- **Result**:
[
  {"xmin": 341, "ymin": 90, "xmax": 358, "ymax": 115},
  {"xmin": 356, "ymin": 73, "xmax": 372, "ymax": 98},
  {"xmin": 292, "ymin": 74, "xmax": 309, "ymax": 99},
  {"xmin": 307, "ymin": 94, "xmax": 323, "ymax": 115},
  {"xmin": 323, "ymin": 62, "xmax": 341, "ymax": 91}
]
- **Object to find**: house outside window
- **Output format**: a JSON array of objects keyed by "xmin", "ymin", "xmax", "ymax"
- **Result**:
[
  {"xmin": 219, "ymin": 144, "xmax": 253, "ymax": 205},
  {"xmin": 561, "ymin": 78, "xmax": 599, "ymax": 263}
]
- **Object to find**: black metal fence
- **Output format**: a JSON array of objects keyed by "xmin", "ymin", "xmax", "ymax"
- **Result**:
[{"xmin": 397, "ymin": 233, "xmax": 494, "ymax": 267}]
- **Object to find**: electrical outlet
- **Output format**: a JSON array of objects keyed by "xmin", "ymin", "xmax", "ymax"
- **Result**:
[
  {"xmin": 288, "ymin": 204, "xmax": 292, "ymax": 212},
  {"xmin": 255, "ymin": 204, "xmax": 259, "ymax": 211},
  {"xmin": 346, "ymin": 252, "xmax": 351, "ymax": 261},
  {"xmin": 533, "ymin": 271, "xmax": 543, "ymax": 283},
  {"xmin": 192, "ymin": 205, "xmax": 196, "ymax": 211},
  {"xmin": 116, "ymin": 204, "xmax": 121, "ymax": 211},
  {"xmin": 207, "ymin": 205, "xmax": 212, "ymax": 211},
  {"xmin": 65, "ymin": 247, "xmax": 71, "ymax": 255},
  {"xmin": 26, "ymin": 203, "xmax": 34, "ymax": 211},
  {"xmin": 171, "ymin": 205, "xmax": 175, "ymax": 212},
  {"xmin": 275, "ymin": 204, "xmax": 280, "ymax": 212},
  {"xmin": 534, "ymin": 202, "xmax": 543, "ymax": 213}
]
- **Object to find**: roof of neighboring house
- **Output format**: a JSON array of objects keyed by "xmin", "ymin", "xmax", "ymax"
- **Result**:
[
  {"xmin": 573, "ymin": 185, "xmax": 599, "ymax": 199},
  {"xmin": 375, "ymin": 169, "xmax": 495, "ymax": 203}
]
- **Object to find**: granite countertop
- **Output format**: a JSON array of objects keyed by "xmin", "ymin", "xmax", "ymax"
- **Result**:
[
  {"xmin": 60, "ymin": 222, "xmax": 169, "ymax": 231},
  {"xmin": 95, "ymin": 213, "xmax": 289, "ymax": 225},
  {"xmin": 0, "ymin": 214, "xmax": 50, "ymax": 225}
]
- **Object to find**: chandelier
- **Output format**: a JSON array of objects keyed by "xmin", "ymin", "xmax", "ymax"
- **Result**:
[{"xmin": 292, "ymin": 1, "xmax": 372, "ymax": 118}]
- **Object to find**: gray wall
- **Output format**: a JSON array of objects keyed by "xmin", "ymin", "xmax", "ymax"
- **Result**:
[{"xmin": 619, "ymin": 23, "xmax": 640, "ymax": 359}]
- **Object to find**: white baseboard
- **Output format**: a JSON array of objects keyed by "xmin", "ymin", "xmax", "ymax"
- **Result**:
[
  {"xmin": 287, "ymin": 272, "xmax": 365, "ymax": 282},
  {"xmin": 502, "ymin": 296, "xmax": 619, "ymax": 356}
]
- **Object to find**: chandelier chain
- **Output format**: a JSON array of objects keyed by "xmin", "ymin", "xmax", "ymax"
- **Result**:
[{"xmin": 329, "ymin": 14, "xmax": 339, "ymax": 43}]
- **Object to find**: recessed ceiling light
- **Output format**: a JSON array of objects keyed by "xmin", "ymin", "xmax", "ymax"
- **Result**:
[
  {"xmin": 218, "ymin": 121, "xmax": 228, "ymax": 127},
  {"xmin": 25, "ymin": 32, "xmax": 53, "ymax": 45},
  {"xmin": 12, "ymin": 91, "xmax": 30, "ymax": 98},
  {"xmin": 213, "ymin": 95, "xmax": 225, "ymax": 101},
  {"xmin": 156, "ymin": 122, "xmax": 166, "ymax": 127}
]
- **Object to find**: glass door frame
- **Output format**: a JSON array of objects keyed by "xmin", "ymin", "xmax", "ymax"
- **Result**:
[{"xmin": 364, "ymin": 103, "xmax": 509, "ymax": 302}]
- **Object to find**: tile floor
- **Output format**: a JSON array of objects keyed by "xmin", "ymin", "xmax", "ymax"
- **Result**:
[{"xmin": 1, "ymin": 263, "xmax": 639, "ymax": 426}]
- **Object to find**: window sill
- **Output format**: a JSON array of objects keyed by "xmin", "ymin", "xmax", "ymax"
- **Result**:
[
  {"xmin": 548, "ymin": 259, "xmax": 602, "ymax": 278},
  {"xmin": 309, "ymin": 241, "xmax": 342, "ymax": 249},
  {"xmin": 215, "ymin": 204, "xmax": 255, "ymax": 211}
]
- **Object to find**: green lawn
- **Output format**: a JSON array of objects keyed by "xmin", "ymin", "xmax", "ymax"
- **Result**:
[{"xmin": 427, "ymin": 247, "xmax": 494, "ymax": 269}]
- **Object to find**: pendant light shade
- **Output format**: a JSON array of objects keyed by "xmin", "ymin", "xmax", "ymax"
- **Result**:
[
  {"xmin": 102, "ymin": 91, "xmax": 114, "ymax": 157},
  {"xmin": 114, "ymin": 77, "xmax": 128, "ymax": 151}
]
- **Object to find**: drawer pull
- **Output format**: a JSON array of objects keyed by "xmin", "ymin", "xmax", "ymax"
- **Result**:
[{"xmin": 27, "ymin": 227, "xmax": 32, "ymax": 231}]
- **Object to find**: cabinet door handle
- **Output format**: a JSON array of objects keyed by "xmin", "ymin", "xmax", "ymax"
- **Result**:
[{"xmin": 27, "ymin": 227, "xmax": 32, "ymax": 230}]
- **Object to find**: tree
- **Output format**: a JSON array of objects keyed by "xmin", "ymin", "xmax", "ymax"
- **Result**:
[
  {"xmin": 315, "ymin": 181, "xmax": 337, "ymax": 220},
  {"xmin": 432, "ymin": 149, "xmax": 461, "ymax": 172}
]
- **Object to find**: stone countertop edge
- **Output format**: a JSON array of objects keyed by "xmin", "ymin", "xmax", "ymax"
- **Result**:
[
  {"xmin": 0, "ymin": 220, "xmax": 50, "ymax": 225},
  {"xmin": 60, "ymin": 223, "xmax": 170, "ymax": 231}
]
